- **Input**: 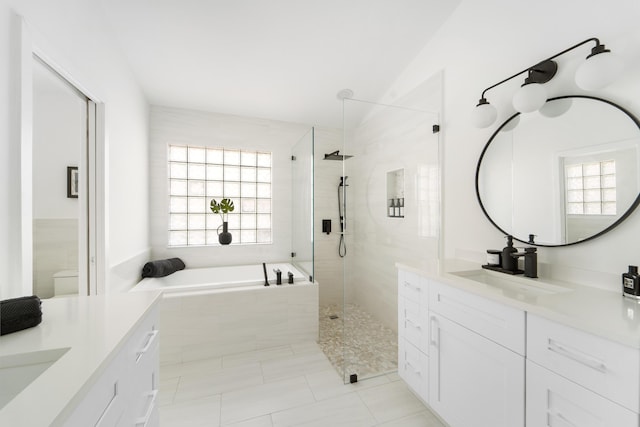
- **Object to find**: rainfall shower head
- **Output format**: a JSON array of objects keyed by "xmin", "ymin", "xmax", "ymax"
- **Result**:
[{"xmin": 323, "ymin": 150, "xmax": 353, "ymax": 161}]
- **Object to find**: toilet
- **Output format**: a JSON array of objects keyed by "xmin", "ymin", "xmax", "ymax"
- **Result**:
[{"xmin": 53, "ymin": 270, "xmax": 78, "ymax": 297}]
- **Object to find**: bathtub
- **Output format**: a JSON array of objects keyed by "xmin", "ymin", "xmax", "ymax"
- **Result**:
[
  {"xmin": 133, "ymin": 262, "xmax": 310, "ymax": 295},
  {"xmin": 131, "ymin": 262, "xmax": 318, "ymax": 363}
]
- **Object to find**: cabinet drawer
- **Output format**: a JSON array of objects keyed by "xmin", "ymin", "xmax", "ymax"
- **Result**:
[
  {"xmin": 429, "ymin": 280, "xmax": 525, "ymax": 354},
  {"xmin": 63, "ymin": 349, "xmax": 128, "ymax": 427},
  {"xmin": 526, "ymin": 360, "xmax": 637, "ymax": 427},
  {"xmin": 527, "ymin": 314, "xmax": 640, "ymax": 412},
  {"xmin": 398, "ymin": 297, "xmax": 428, "ymax": 354},
  {"xmin": 398, "ymin": 270, "xmax": 428, "ymax": 306},
  {"xmin": 398, "ymin": 338, "xmax": 428, "ymax": 403}
]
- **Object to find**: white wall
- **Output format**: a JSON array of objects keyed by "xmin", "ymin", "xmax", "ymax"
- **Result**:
[
  {"xmin": 149, "ymin": 106, "xmax": 310, "ymax": 267},
  {"xmin": 0, "ymin": 0, "xmax": 149, "ymax": 298},
  {"xmin": 383, "ymin": 0, "xmax": 640, "ymax": 291}
]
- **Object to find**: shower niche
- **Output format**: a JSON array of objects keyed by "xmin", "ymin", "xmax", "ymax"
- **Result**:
[{"xmin": 387, "ymin": 169, "xmax": 404, "ymax": 218}]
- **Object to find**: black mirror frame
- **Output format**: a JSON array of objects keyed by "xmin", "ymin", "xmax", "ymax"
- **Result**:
[{"xmin": 475, "ymin": 95, "xmax": 640, "ymax": 247}]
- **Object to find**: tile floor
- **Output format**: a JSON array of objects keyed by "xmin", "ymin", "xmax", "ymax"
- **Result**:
[{"xmin": 159, "ymin": 341, "xmax": 446, "ymax": 427}]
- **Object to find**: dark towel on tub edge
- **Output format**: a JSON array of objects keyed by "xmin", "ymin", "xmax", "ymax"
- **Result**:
[{"xmin": 141, "ymin": 258, "xmax": 186, "ymax": 278}]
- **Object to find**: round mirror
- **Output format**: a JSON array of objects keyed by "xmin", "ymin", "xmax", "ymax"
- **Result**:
[{"xmin": 476, "ymin": 95, "xmax": 640, "ymax": 246}]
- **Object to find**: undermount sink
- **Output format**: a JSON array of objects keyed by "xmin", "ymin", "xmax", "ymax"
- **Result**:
[
  {"xmin": 450, "ymin": 269, "xmax": 572, "ymax": 299},
  {"xmin": 0, "ymin": 347, "xmax": 70, "ymax": 410}
]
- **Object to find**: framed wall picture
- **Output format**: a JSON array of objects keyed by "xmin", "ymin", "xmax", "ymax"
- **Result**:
[{"xmin": 67, "ymin": 166, "xmax": 78, "ymax": 198}]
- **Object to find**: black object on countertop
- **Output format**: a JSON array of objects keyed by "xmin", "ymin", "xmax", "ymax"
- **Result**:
[
  {"xmin": 501, "ymin": 235, "xmax": 518, "ymax": 272},
  {"xmin": 141, "ymin": 257, "xmax": 186, "ymax": 278},
  {"xmin": 0, "ymin": 296, "xmax": 42, "ymax": 336}
]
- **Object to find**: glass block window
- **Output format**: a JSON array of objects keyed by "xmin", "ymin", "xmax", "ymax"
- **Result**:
[
  {"xmin": 168, "ymin": 145, "xmax": 272, "ymax": 246},
  {"xmin": 566, "ymin": 160, "xmax": 616, "ymax": 215}
]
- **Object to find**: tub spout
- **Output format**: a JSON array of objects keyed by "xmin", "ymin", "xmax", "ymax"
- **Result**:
[
  {"xmin": 262, "ymin": 263, "xmax": 269, "ymax": 286},
  {"xmin": 273, "ymin": 268, "xmax": 282, "ymax": 285}
]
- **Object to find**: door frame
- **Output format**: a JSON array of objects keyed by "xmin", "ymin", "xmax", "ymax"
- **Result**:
[{"xmin": 18, "ymin": 14, "xmax": 107, "ymax": 296}]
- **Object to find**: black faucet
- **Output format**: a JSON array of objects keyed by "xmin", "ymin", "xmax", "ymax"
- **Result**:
[
  {"xmin": 262, "ymin": 263, "xmax": 269, "ymax": 286},
  {"xmin": 287, "ymin": 271, "xmax": 294, "ymax": 284},
  {"xmin": 511, "ymin": 247, "xmax": 538, "ymax": 278},
  {"xmin": 273, "ymin": 268, "xmax": 282, "ymax": 285}
]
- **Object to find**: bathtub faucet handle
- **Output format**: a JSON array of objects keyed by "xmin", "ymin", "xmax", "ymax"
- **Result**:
[
  {"xmin": 273, "ymin": 268, "xmax": 282, "ymax": 285},
  {"xmin": 288, "ymin": 271, "xmax": 294, "ymax": 284}
]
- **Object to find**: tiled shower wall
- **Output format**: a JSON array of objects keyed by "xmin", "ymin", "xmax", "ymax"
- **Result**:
[
  {"xmin": 313, "ymin": 127, "xmax": 346, "ymax": 307},
  {"xmin": 33, "ymin": 219, "xmax": 78, "ymax": 298}
]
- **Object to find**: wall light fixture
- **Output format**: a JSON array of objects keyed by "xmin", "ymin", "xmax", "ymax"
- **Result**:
[{"xmin": 473, "ymin": 37, "xmax": 624, "ymax": 128}]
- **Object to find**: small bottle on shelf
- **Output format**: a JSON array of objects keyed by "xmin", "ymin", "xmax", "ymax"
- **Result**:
[
  {"xmin": 399, "ymin": 198, "xmax": 404, "ymax": 217},
  {"xmin": 393, "ymin": 198, "xmax": 400, "ymax": 217},
  {"xmin": 388, "ymin": 199, "xmax": 395, "ymax": 217}
]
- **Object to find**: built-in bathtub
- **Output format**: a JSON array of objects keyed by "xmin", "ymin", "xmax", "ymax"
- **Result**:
[
  {"xmin": 134, "ymin": 262, "xmax": 310, "ymax": 294},
  {"xmin": 132, "ymin": 263, "xmax": 319, "ymax": 364}
]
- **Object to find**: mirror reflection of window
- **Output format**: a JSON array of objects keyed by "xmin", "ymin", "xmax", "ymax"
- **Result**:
[{"xmin": 565, "ymin": 160, "xmax": 616, "ymax": 216}]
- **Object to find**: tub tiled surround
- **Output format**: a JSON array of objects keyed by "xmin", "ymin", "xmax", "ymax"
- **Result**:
[
  {"xmin": 148, "ymin": 106, "xmax": 310, "ymax": 268},
  {"xmin": 33, "ymin": 218, "xmax": 78, "ymax": 298},
  {"xmin": 160, "ymin": 283, "xmax": 319, "ymax": 365}
]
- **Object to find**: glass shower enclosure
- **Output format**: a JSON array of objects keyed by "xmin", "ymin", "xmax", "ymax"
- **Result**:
[
  {"xmin": 336, "ymin": 98, "xmax": 440, "ymax": 383},
  {"xmin": 291, "ymin": 127, "xmax": 314, "ymax": 283}
]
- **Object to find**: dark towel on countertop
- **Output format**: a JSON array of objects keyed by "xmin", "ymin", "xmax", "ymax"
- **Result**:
[
  {"xmin": 141, "ymin": 257, "xmax": 186, "ymax": 278},
  {"xmin": 1, "ymin": 295, "xmax": 42, "ymax": 336}
]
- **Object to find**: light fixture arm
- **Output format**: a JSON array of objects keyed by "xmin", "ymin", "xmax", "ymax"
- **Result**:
[{"xmin": 479, "ymin": 37, "xmax": 602, "ymax": 100}]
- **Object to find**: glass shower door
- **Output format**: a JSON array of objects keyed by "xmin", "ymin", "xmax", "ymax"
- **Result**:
[
  {"xmin": 291, "ymin": 127, "xmax": 314, "ymax": 282},
  {"xmin": 340, "ymin": 99, "xmax": 440, "ymax": 383}
]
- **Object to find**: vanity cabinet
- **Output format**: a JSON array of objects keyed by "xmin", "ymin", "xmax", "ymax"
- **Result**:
[
  {"xmin": 398, "ymin": 266, "xmax": 640, "ymax": 427},
  {"xmin": 397, "ymin": 269, "xmax": 526, "ymax": 427},
  {"xmin": 526, "ymin": 314, "xmax": 639, "ymax": 427},
  {"xmin": 63, "ymin": 306, "xmax": 160, "ymax": 427},
  {"xmin": 428, "ymin": 281, "xmax": 525, "ymax": 427}
]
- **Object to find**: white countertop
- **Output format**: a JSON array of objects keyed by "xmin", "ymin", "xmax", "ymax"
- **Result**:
[
  {"xmin": 0, "ymin": 291, "xmax": 161, "ymax": 427},
  {"xmin": 397, "ymin": 259, "xmax": 640, "ymax": 349}
]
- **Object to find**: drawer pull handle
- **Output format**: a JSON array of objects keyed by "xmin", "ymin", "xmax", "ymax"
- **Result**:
[
  {"xmin": 137, "ymin": 329, "xmax": 159, "ymax": 362},
  {"xmin": 405, "ymin": 361, "xmax": 421, "ymax": 375},
  {"xmin": 429, "ymin": 316, "xmax": 439, "ymax": 348},
  {"xmin": 406, "ymin": 318, "xmax": 422, "ymax": 329},
  {"xmin": 548, "ymin": 410, "xmax": 578, "ymax": 427},
  {"xmin": 135, "ymin": 390, "xmax": 158, "ymax": 427},
  {"xmin": 403, "ymin": 281, "xmax": 421, "ymax": 292},
  {"xmin": 547, "ymin": 339, "xmax": 607, "ymax": 373},
  {"xmin": 95, "ymin": 382, "xmax": 118, "ymax": 427}
]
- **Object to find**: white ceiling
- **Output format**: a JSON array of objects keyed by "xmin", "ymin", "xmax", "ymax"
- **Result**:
[{"xmin": 99, "ymin": 0, "xmax": 460, "ymax": 127}]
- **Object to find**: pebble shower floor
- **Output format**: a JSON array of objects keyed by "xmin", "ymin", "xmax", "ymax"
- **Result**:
[{"xmin": 318, "ymin": 303, "xmax": 398, "ymax": 381}]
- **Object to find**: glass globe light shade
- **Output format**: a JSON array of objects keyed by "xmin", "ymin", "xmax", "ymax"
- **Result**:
[
  {"xmin": 473, "ymin": 102, "xmax": 497, "ymax": 128},
  {"xmin": 575, "ymin": 51, "xmax": 624, "ymax": 91},
  {"xmin": 512, "ymin": 83, "xmax": 547, "ymax": 113},
  {"xmin": 539, "ymin": 98, "xmax": 573, "ymax": 118}
]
